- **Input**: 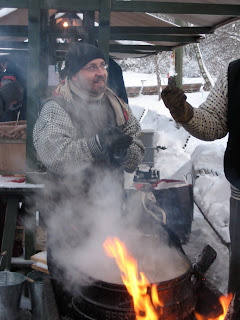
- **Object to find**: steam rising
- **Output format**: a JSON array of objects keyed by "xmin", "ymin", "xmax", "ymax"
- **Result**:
[{"xmin": 36, "ymin": 168, "xmax": 189, "ymax": 297}]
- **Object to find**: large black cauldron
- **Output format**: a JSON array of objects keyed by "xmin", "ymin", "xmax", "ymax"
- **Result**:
[
  {"xmin": 72, "ymin": 259, "xmax": 196, "ymax": 320},
  {"xmin": 71, "ymin": 243, "xmax": 220, "ymax": 320}
]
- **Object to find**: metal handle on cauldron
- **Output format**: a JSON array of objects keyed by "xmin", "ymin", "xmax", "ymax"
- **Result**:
[
  {"xmin": 194, "ymin": 244, "xmax": 217, "ymax": 275},
  {"xmin": 192, "ymin": 246, "xmax": 226, "ymax": 319},
  {"xmin": 191, "ymin": 244, "xmax": 217, "ymax": 290}
]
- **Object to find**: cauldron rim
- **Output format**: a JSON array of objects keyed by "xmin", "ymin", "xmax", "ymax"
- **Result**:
[{"xmin": 79, "ymin": 257, "xmax": 192, "ymax": 292}]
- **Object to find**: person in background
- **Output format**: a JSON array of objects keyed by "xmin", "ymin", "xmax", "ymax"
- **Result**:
[
  {"xmin": 0, "ymin": 56, "xmax": 25, "ymax": 122},
  {"xmin": 161, "ymin": 58, "xmax": 240, "ymax": 302},
  {"xmin": 108, "ymin": 57, "xmax": 129, "ymax": 104},
  {"xmin": 0, "ymin": 56, "xmax": 8, "ymax": 80},
  {"xmin": 33, "ymin": 42, "xmax": 145, "ymax": 315}
]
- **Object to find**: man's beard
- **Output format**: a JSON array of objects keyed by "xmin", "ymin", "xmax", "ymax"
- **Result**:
[
  {"xmin": 76, "ymin": 75, "xmax": 107, "ymax": 96},
  {"xmin": 91, "ymin": 76, "xmax": 107, "ymax": 96}
]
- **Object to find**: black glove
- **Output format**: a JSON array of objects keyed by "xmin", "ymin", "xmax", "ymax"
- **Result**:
[
  {"xmin": 88, "ymin": 126, "xmax": 132, "ymax": 163},
  {"xmin": 109, "ymin": 132, "xmax": 132, "ymax": 165}
]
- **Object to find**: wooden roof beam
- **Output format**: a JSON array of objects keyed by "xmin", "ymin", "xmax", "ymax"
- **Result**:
[
  {"xmin": 55, "ymin": 43, "xmax": 174, "ymax": 52},
  {"xmin": 109, "ymin": 26, "xmax": 214, "ymax": 35},
  {"xmin": 0, "ymin": 26, "xmax": 28, "ymax": 37},
  {"xmin": 0, "ymin": 42, "xmax": 177, "ymax": 52},
  {"xmin": 0, "ymin": 1, "xmax": 239, "ymax": 16},
  {"xmin": 40, "ymin": 0, "xmax": 100, "ymax": 10},
  {"xmin": 48, "ymin": 25, "xmax": 211, "ymax": 36},
  {"xmin": 0, "ymin": 0, "xmax": 101, "ymax": 10},
  {"xmin": 112, "ymin": 2, "xmax": 240, "ymax": 16},
  {"xmin": 109, "ymin": 44, "xmax": 172, "ymax": 52},
  {"xmin": 0, "ymin": 41, "xmax": 27, "ymax": 48},
  {"xmin": 0, "ymin": 0, "xmax": 27, "ymax": 8},
  {"xmin": 111, "ymin": 34, "xmax": 202, "ymax": 42}
]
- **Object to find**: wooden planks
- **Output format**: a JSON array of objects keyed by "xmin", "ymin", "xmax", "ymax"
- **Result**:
[{"xmin": 126, "ymin": 83, "xmax": 203, "ymax": 97}]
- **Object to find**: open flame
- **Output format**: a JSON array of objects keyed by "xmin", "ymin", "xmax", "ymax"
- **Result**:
[
  {"xmin": 194, "ymin": 293, "xmax": 233, "ymax": 320},
  {"xmin": 103, "ymin": 237, "xmax": 163, "ymax": 320},
  {"xmin": 103, "ymin": 236, "xmax": 233, "ymax": 320}
]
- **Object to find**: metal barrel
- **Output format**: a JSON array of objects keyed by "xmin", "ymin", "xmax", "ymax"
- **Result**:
[
  {"xmin": 27, "ymin": 270, "xmax": 49, "ymax": 320},
  {"xmin": 0, "ymin": 271, "xmax": 25, "ymax": 320}
]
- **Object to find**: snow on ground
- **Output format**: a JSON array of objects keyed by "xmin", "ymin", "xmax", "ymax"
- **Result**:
[
  {"xmin": 124, "ymin": 72, "xmax": 230, "ymax": 293},
  {"xmin": 124, "ymin": 72, "xmax": 229, "ymax": 243}
]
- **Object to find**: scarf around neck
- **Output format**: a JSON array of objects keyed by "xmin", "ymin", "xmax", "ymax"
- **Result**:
[{"xmin": 55, "ymin": 77, "xmax": 129, "ymax": 126}]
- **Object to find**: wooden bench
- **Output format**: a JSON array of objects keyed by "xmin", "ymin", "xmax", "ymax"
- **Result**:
[{"xmin": 126, "ymin": 83, "xmax": 203, "ymax": 97}]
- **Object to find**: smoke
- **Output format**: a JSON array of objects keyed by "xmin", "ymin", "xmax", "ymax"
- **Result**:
[
  {"xmin": 32, "ymin": 167, "xmax": 190, "ymax": 297},
  {"xmin": 29, "ymin": 73, "xmax": 190, "ymax": 295}
]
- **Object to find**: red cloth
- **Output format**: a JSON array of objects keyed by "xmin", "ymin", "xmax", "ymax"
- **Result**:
[{"xmin": 2, "ymin": 175, "xmax": 25, "ymax": 183}]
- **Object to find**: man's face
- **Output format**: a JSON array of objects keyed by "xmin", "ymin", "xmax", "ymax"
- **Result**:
[{"xmin": 72, "ymin": 58, "xmax": 108, "ymax": 96}]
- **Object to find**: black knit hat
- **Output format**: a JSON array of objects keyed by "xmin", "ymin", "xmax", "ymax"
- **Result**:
[{"xmin": 65, "ymin": 42, "xmax": 106, "ymax": 77}]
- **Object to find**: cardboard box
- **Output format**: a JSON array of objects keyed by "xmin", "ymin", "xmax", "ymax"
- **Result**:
[{"xmin": 0, "ymin": 121, "xmax": 26, "ymax": 174}]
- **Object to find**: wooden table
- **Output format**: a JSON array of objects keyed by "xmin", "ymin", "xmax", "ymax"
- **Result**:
[{"xmin": 0, "ymin": 176, "xmax": 44, "ymax": 270}]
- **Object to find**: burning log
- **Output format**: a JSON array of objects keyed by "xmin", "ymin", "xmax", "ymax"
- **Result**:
[{"xmin": 224, "ymin": 290, "xmax": 240, "ymax": 320}]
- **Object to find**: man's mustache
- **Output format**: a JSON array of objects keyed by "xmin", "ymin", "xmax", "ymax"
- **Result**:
[{"xmin": 94, "ymin": 76, "xmax": 106, "ymax": 82}]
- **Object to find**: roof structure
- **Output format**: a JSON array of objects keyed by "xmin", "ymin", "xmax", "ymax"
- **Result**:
[
  {"xmin": 0, "ymin": 8, "xmax": 202, "ymax": 58},
  {"xmin": 135, "ymin": 0, "xmax": 240, "ymax": 28},
  {"xmin": 0, "ymin": 1, "xmax": 239, "ymax": 58}
]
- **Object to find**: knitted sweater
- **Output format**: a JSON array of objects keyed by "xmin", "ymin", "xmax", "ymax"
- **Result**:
[
  {"xmin": 182, "ymin": 71, "xmax": 228, "ymax": 141},
  {"xmin": 180, "ymin": 70, "xmax": 240, "ymax": 195},
  {"xmin": 33, "ymin": 80, "xmax": 145, "ymax": 176}
]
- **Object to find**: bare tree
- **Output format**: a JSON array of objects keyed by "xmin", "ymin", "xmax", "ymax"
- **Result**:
[
  {"xmin": 154, "ymin": 53, "xmax": 162, "ymax": 101},
  {"xmin": 193, "ymin": 43, "xmax": 214, "ymax": 91}
]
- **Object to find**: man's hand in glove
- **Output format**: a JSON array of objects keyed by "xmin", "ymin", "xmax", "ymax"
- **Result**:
[
  {"xmin": 109, "ymin": 132, "xmax": 133, "ymax": 165},
  {"xmin": 161, "ymin": 86, "xmax": 194, "ymax": 124},
  {"xmin": 88, "ymin": 126, "xmax": 132, "ymax": 164}
]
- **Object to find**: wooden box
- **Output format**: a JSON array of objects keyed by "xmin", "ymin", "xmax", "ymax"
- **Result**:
[{"xmin": 0, "ymin": 121, "xmax": 26, "ymax": 174}]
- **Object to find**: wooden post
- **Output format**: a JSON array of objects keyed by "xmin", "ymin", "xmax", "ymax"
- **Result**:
[
  {"xmin": 98, "ymin": 0, "xmax": 111, "ymax": 64},
  {"xmin": 0, "ymin": 196, "xmax": 19, "ymax": 270},
  {"xmin": 49, "ymin": 13, "xmax": 56, "ymax": 65},
  {"xmin": 26, "ymin": 0, "xmax": 41, "ymax": 177},
  {"xmin": 40, "ymin": 9, "xmax": 49, "ymax": 99},
  {"xmin": 175, "ymin": 46, "xmax": 183, "ymax": 88},
  {"xmin": 83, "ymin": 11, "xmax": 95, "ymax": 45},
  {"xmin": 154, "ymin": 53, "xmax": 162, "ymax": 101}
]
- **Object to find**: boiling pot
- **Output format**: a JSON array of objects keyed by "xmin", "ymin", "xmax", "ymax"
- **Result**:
[{"xmin": 72, "ymin": 243, "xmax": 218, "ymax": 320}]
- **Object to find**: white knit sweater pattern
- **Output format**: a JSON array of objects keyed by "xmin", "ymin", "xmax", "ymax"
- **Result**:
[{"xmin": 182, "ymin": 71, "xmax": 229, "ymax": 141}]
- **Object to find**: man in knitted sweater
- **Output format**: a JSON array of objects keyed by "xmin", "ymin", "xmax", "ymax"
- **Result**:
[
  {"xmin": 161, "ymin": 59, "xmax": 240, "ymax": 300},
  {"xmin": 34, "ymin": 43, "xmax": 144, "ymax": 178},
  {"xmin": 33, "ymin": 42, "xmax": 145, "ymax": 311}
]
